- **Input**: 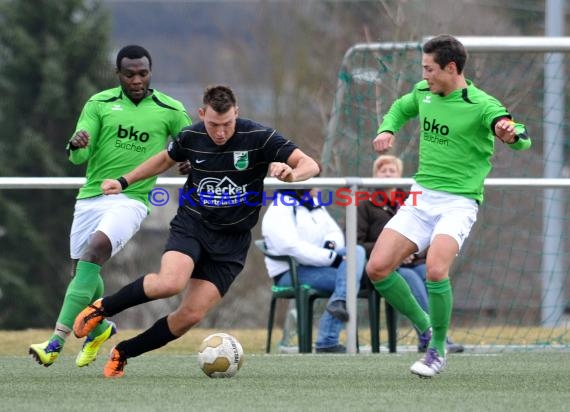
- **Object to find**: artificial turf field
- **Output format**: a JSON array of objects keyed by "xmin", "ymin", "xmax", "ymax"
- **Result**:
[{"xmin": 2, "ymin": 330, "xmax": 569, "ymax": 412}]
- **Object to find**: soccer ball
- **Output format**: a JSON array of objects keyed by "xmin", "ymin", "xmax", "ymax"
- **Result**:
[{"xmin": 198, "ymin": 332, "xmax": 244, "ymax": 378}]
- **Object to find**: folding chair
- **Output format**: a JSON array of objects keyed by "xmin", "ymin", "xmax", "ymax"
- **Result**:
[{"xmin": 255, "ymin": 239, "xmax": 397, "ymax": 353}]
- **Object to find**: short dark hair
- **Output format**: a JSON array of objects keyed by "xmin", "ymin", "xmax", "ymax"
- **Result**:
[
  {"xmin": 423, "ymin": 34, "xmax": 467, "ymax": 74},
  {"xmin": 116, "ymin": 45, "xmax": 152, "ymax": 70},
  {"xmin": 203, "ymin": 85, "xmax": 237, "ymax": 113}
]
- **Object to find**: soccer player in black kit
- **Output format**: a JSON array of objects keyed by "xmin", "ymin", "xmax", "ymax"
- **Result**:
[{"xmin": 73, "ymin": 84, "xmax": 320, "ymax": 378}]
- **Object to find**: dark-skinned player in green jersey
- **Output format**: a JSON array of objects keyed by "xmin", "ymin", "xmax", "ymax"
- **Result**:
[
  {"xmin": 29, "ymin": 45, "xmax": 191, "ymax": 368},
  {"xmin": 365, "ymin": 34, "xmax": 532, "ymax": 378}
]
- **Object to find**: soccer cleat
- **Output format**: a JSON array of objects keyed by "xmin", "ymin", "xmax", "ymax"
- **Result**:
[
  {"xmin": 410, "ymin": 347, "xmax": 447, "ymax": 378},
  {"xmin": 103, "ymin": 346, "xmax": 128, "ymax": 378},
  {"xmin": 75, "ymin": 321, "xmax": 117, "ymax": 367},
  {"xmin": 29, "ymin": 339, "xmax": 62, "ymax": 367},
  {"xmin": 445, "ymin": 337, "xmax": 465, "ymax": 354},
  {"xmin": 73, "ymin": 298, "xmax": 106, "ymax": 338}
]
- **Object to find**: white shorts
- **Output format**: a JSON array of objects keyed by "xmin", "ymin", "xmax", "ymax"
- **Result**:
[
  {"xmin": 385, "ymin": 183, "xmax": 479, "ymax": 252},
  {"xmin": 69, "ymin": 194, "xmax": 148, "ymax": 259}
]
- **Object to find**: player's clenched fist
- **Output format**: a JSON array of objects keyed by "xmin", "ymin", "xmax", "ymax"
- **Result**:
[
  {"xmin": 101, "ymin": 179, "xmax": 123, "ymax": 195},
  {"xmin": 373, "ymin": 132, "xmax": 394, "ymax": 153},
  {"xmin": 494, "ymin": 119, "xmax": 517, "ymax": 144},
  {"xmin": 69, "ymin": 130, "xmax": 90, "ymax": 148},
  {"xmin": 270, "ymin": 162, "xmax": 296, "ymax": 182}
]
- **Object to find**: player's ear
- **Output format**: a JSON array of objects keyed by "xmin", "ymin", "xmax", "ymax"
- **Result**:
[
  {"xmin": 234, "ymin": 106, "xmax": 239, "ymax": 117},
  {"xmin": 198, "ymin": 107, "xmax": 206, "ymax": 120}
]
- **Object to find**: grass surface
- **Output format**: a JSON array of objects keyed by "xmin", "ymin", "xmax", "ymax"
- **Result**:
[{"xmin": 3, "ymin": 330, "xmax": 570, "ymax": 412}]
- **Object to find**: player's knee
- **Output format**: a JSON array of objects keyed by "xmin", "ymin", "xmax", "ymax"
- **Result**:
[
  {"xmin": 366, "ymin": 260, "xmax": 391, "ymax": 282},
  {"xmin": 152, "ymin": 272, "xmax": 188, "ymax": 297},
  {"xmin": 80, "ymin": 248, "xmax": 105, "ymax": 265},
  {"xmin": 82, "ymin": 233, "xmax": 112, "ymax": 264},
  {"xmin": 159, "ymin": 281, "xmax": 187, "ymax": 297},
  {"xmin": 426, "ymin": 259, "xmax": 450, "ymax": 282},
  {"xmin": 425, "ymin": 263, "xmax": 448, "ymax": 282}
]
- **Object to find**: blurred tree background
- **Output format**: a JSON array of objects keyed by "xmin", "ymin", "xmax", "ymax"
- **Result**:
[
  {"xmin": 0, "ymin": 0, "xmax": 560, "ymax": 329},
  {"xmin": 0, "ymin": 0, "xmax": 112, "ymax": 327}
]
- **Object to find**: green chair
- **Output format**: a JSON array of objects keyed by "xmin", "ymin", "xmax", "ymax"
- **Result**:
[{"xmin": 255, "ymin": 239, "xmax": 397, "ymax": 354}]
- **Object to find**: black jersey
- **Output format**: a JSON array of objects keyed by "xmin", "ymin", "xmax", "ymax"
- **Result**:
[{"xmin": 167, "ymin": 118, "xmax": 297, "ymax": 231}]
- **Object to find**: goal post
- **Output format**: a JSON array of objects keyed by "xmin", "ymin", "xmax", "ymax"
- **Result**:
[{"xmin": 323, "ymin": 37, "xmax": 570, "ymax": 352}]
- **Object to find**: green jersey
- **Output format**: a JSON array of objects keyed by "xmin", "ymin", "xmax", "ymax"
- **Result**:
[
  {"xmin": 68, "ymin": 86, "xmax": 191, "ymax": 209},
  {"xmin": 378, "ymin": 80, "xmax": 531, "ymax": 203}
]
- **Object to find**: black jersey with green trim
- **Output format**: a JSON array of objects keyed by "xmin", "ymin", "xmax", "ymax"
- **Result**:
[{"xmin": 168, "ymin": 118, "xmax": 297, "ymax": 231}]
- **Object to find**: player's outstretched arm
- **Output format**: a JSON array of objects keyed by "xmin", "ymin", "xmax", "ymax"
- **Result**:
[
  {"xmin": 271, "ymin": 149, "xmax": 319, "ymax": 182},
  {"xmin": 101, "ymin": 150, "xmax": 176, "ymax": 194}
]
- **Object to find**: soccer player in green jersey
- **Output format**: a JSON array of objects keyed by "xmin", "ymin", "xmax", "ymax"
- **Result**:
[
  {"xmin": 365, "ymin": 34, "xmax": 531, "ymax": 378},
  {"xmin": 29, "ymin": 45, "xmax": 191, "ymax": 368}
]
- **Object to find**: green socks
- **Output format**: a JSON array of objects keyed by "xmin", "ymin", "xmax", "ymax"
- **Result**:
[
  {"xmin": 427, "ymin": 278, "xmax": 453, "ymax": 357},
  {"xmin": 51, "ymin": 261, "xmax": 110, "ymax": 344},
  {"xmin": 372, "ymin": 272, "xmax": 453, "ymax": 358},
  {"xmin": 372, "ymin": 271, "xmax": 430, "ymax": 333}
]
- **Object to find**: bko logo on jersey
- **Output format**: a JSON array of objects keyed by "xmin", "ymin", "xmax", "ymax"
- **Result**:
[
  {"xmin": 423, "ymin": 117, "xmax": 449, "ymax": 136},
  {"xmin": 117, "ymin": 125, "xmax": 150, "ymax": 142}
]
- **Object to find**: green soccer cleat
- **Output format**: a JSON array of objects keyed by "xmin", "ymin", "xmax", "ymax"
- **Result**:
[
  {"xmin": 29, "ymin": 339, "xmax": 63, "ymax": 367},
  {"xmin": 75, "ymin": 321, "xmax": 117, "ymax": 367}
]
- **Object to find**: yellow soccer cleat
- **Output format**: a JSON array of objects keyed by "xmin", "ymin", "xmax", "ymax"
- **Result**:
[
  {"xmin": 29, "ymin": 339, "xmax": 62, "ymax": 367},
  {"xmin": 76, "ymin": 321, "xmax": 117, "ymax": 367}
]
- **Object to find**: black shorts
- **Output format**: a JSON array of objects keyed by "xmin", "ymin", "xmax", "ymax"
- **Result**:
[{"xmin": 164, "ymin": 207, "xmax": 252, "ymax": 296}]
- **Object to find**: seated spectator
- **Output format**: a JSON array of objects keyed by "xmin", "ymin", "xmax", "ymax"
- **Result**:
[
  {"xmin": 262, "ymin": 188, "xmax": 365, "ymax": 353},
  {"xmin": 357, "ymin": 155, "xmax": 464, "ymax": 353}
]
